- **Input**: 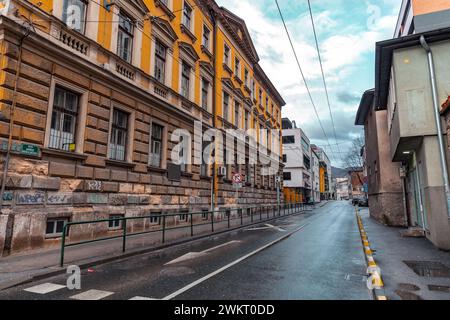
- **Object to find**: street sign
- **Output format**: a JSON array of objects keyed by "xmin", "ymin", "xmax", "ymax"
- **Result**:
[
  {"xmin": 21, "ymin": 144, "xmax": 40, "ymax": 157},
  {"xmin": 232, "ymin": 173, "xmax": 243, "ymax": 189}
]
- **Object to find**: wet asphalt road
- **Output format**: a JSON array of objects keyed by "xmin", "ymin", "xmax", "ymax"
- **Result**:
[{"xmin": 0, "ymin": 201, "xmax": 371, "ymax": 300}]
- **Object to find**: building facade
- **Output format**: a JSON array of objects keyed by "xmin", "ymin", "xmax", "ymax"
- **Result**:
[
  {"xmin": 355, "ymin": 90, "xmax": 407, "ymax": 226},
  {"xmin": 335, "ymin": 177, "xmax": 349, "ymax": 201},
  {"xmin": 395, "ymin": 0, "xmax": 450, "ymax": 37},
  {"xmin": 281, "ymin": 118, "xmax": 313, "ymax": 203},
  {"xmin": 311, "ymin": 148, "xmax": 320, "ymax": 203},
  {"xmin": 311, "ymin": 145, "xmax": 332, "ymax": 200},
  {"xmin": 0, "ymin": 0, "xmax": 285, "ymax": 255}
]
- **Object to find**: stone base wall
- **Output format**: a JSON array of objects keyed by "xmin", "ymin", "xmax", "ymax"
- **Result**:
[{"xmin": 368, "ymin": 192, "xmax": 407, "ymax": 227}]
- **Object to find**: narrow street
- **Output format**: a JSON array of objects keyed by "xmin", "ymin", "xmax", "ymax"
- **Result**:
[{"xmin": 0, "ymin": 202, "xmax": 371, "ymax": 300}]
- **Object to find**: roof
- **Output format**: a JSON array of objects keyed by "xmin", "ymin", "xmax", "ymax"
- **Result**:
[
  {"xmin": 375, "ymin": 27, "xmax": 450, "ymax": 110},
  {"xmin": 355, "ymin": 89, "xmax": 374, "ymax": 125}
]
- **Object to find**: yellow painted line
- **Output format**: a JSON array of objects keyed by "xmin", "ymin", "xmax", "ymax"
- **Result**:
[{"xmin": 377, "ymin": 296, "xmax": 388, "ymax": 300}]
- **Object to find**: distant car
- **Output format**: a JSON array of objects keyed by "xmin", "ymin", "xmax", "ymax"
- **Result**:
[
  {"xmin": 352, "ymin": 196, "xmax": 364, "ymax": 206},
  {"xmin": 358, "ymin": 197, "xmax": 369, "ymax": 207}
]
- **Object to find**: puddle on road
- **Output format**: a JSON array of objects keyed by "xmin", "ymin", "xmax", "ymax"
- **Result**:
[{"xmin": 403, "ymin": 261, "xmax": 450, "ymax": 278}]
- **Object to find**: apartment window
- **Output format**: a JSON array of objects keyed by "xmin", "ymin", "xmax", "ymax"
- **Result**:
[
  {"xmin": 201, "ymin": 78, "xmax": 209, "ymax": 109},
  {"xmin": 223, "ymin": 92, "xmax": 230, "ymax": 121},
  {"xmin": 244, "ymin": 69, "xmax": 249, "ymax": 87},
  {"xmin": 265, "ymin": 97, "xmax": 269, "ymax": 111},
  {"xmin": 181, "ymin": 61, "xmax": 191, "ymax": 99},
  {"xmin": 154, "ymin": 40, "xmax": 166, "ymax": 84},
  {"xmin": 182, "ymin": 1, "xmax": 193, "ymax": 30},
  {"xmin": 224, "ymin": 44, "xmax": 230, "ymax": 66},
  {"xmin": 282, "ymin": 136, "xmax": 295, "ymax": 144},
  {"xmin": 49, "ymin": 87, "xmax": 79, "ymax": 151},
  {"xmin": 150, "ymin": 123, "xmax": 164, "ymax": 167},
  {"xmin": 179, "ymin": 211, "xmax": 189, "ymax": 222},
  {"xmin": 251, "ymin": 80, "xmax": 255, "ymax": 100},
  {"xmin": 301, "ymin": 137, "xmax": 309, "ymax": 152},
  {"xmin": 63, "ymin": 0, "xmax": 87, "ymax": 33},
  {"xmin": 202, "ymin": 25, "xmax": 211, "ymax": 49},
  {"xmin": 235, "ymin": 58, "xmax": 240, "ymax": 78},
  {"xmin": 234, "ymin": 102, "xmax": 240, "ymax": 127},
  {"xmin": 283, "ymin": 172, "xmax": 292, "ymax": 181},
  {"xmin": 244, "ymin": 111, "xmax": 249, "ymax": 131},
  {"xmin": 258, "ymin": 89, "xmax": 262, "ymax": 104},
  {"xmin": 149, "ymin": 212, "xmax": 161, "ymax": 225},
  {"xmin": 46, "ymin": 218, "xmax": 68, "ymax": 237},
  {"xmin": 117, "ymin": 11, "xmax": 134, "ymax": 63},
  {"xmin": 109, "ymin": 108, "xmax": 129, "ymax": 161},
  {"xmin": 282, "ymin": 154, "xmax": 287, "ymax": 163},
  {"xmin": 108, "ymin": 214, "xmax": 124, "ymax": 230}
]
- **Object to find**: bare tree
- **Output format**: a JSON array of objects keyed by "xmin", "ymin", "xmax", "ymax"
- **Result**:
[
  {"xmin": 344, "ymin": 135, "xmax": 365, "ymax": 187},
  {"xmin": 345, "ymin": 135, "xmax": 364, "ymax": 171}
]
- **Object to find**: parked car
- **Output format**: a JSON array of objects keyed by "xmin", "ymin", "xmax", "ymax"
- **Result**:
[{"xmin": 352, "ymin": 196, "xmax": 369, "ymax": 207}]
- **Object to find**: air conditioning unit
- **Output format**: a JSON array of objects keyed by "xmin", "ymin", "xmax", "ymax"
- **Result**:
[{"xmin": 218, "ymin": 166, "xmax": 227, "ymax": 177}]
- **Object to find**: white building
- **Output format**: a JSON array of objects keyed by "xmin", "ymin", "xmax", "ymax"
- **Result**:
[
  {"xmin": 336, "ymin": 177, "xmax": 350, "ymax": 200},
  {"xmin": 311, "ymin": 149, "xmax": 321, "ymax": 203},
  {"xmin": 282, "ymin": 118, "xmax": 313, "ymax": 203}
]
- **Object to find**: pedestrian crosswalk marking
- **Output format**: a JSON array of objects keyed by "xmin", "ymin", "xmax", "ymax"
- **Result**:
[
  {"xmin": 24, "ymin": 283, "xmax": 66, "ymax": 294},
  {"xmin": 70, "ymin": 289, "xmax": 114, "ymax": 300},
  {"xmin": 129, "ymin": 296, "xmax": 159, "ymax": 300}
]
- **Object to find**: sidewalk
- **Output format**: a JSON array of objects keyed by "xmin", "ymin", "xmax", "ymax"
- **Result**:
[
  {"xmin": 0, "ymin": 204, "xmax": 319, "ymax": 291},
  {"xmin": 359, "ymin": 207, "xmax": 450, "ymax": 300}
]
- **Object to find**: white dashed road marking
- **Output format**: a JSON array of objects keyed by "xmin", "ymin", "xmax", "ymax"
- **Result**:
[
  {"xmin": 24, "ymin": 283, "xmax": 66, "ymax": 294},
  {"xmin": 129, "ymin": 296, "xmax": 159, "ymax": 300},
  {"xmin": 70, "ymin": 289, "xmax": 114, "ymax": 300}
]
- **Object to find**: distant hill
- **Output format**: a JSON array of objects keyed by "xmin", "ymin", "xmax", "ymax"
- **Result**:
[{"xmin": 331, "ymin": 166, "xmax": 349, "ymax": 179}]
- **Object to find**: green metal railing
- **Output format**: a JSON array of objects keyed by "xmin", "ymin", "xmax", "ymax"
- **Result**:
[{"xmin": 59, "ymin": 202, "xmax": 308, "ymax": 266}]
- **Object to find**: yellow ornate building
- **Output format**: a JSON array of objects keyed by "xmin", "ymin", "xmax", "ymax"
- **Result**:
[{"xmin": 0, "ymin": 0, "xmax": 284, "ymax": 254}]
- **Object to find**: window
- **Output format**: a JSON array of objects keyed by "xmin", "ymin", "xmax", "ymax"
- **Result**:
[
  {"xmin": 150, "ymin": 123, "xmax": 164, "ymax": 167},
  {"xmin": 234, "ymin": 102, "xmax": 240, "ymax": 127},
  {"xmin": 49, "ymin": 86, "xmax": 79, "ymax": 151},
  {"xmin": 181, "ymin": 61, "xmax": 191, "ymax": 99},
  {"xmin": 301, "ymin": 137, "xmax": 309, "ymax": 152},
  {"xmin": 182, "ymin": 1, "xmax": 193, "ymax": 30},
  {"xmin": 245, "ymin": 162, "xmax": 251, "ymax": 183},
  {"xmin": 251, "ymin": 79, "xmax": 255, "ymax": 100},
  {"xmin": 149, "ymin": 212, "xmax": 161, "ymax": 225},
  {"xmin": 179, "ymin": 211, "xmax": 189, "ymax": 222},
  {"xmin": 283, "ymin": 172, "xmax": 292, "ymax": 181},
  {"xmin": 265, "ymin": 97, "xmax": 269, "ymax": 111},
  {"xmin": 63, "ymin": 0, "xmax": 87, "ymax": 33},
  {"xmin": 235, "ymin": 58, "xmax": 240, "ymax": 78},
  {"xmin": 154, "ymin": 40, "xmax": 166, "ymax": 84},
  {"xmin": 244, "ymin": 111, "xmax": 249, "ymax": 131},
  {"xmin": 223, "ymin": 92, "xmax": 230, "ymax": 121},
  {"xmin": 108, "ymin": 214, "xmax": 124, "ymax": 230},
  {"xmin": 109, "ymin": 108, "xmax": 129, "ymax": 161},
  {"xmin": 224, "ymin": 44, "xmax": 230, "ymax": 66},
  {"xmin": 202, "ymin": 25, "xmax": 210, "ymax": 49},
  {"xmin": 282, "ymin": 154, "xmax": 287, "ymax": 163},
  {"xmin": 282, "ymin": 136, "xmax": 295, "ymax": 144},
  {"xmin": 244, "ymin": 69, "xmax": 249, "ymax": 87},
  {"xmin": 258, "ymin": 89, "xmax": 262, "ymax": 104},
  {"xmin": 46, "ymin": 218, "xmax": 68, "ymax": 237},
  {"xmin": 201, "ymin": 78, "xmax": 209, "ymax": 109},
  {"xmin": 117, "ymin": 11, "xmax": 134, "ymax": 63}
]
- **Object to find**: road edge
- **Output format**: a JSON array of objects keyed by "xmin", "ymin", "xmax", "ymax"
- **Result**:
[{"xmin": 355, "ymin": 207, "xmax": 387, "ymax": 300}]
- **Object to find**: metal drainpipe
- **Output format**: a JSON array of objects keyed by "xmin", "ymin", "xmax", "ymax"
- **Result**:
[
  {"xmin": 420, "ymin": 35, "xmax": 450, "ymax": 218},
  {"xmin": 210, "ymin": 7, "xmax": 218, "ymax": 212}
]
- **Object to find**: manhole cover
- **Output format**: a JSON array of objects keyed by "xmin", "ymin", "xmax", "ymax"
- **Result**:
[
  {"xmin": 428, "ymin": 285, "xmax": 450, "ymax": 293},
  {"xmin": 395, "ymin": 290, "xmax": 423, "ymax": 300},
  {"xmin": 403, "ymin": 261, "xmax": 450, "ymax": 278},
  {"xmin": 397, "ymin": 283, "xmax": 420, "ymax": 291}
]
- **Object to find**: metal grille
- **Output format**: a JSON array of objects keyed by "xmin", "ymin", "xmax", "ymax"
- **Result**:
[{"xmin": 49, "ymin": 87, "xmax": 79, "ymax": 151}]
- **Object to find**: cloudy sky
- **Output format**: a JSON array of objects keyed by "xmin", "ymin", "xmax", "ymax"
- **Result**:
[{"xmin": 216, "ymin": 0, "xmax": 402, "ymax": 168}]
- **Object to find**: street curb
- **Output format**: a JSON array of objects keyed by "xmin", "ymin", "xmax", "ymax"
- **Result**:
[
  {"xmin": 355, "ymin": 207, "xmax": 388, "ymax": 301},
  {"xmin": 0, "ymin": 209, "xmax": 310, "ymax": 291}
]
